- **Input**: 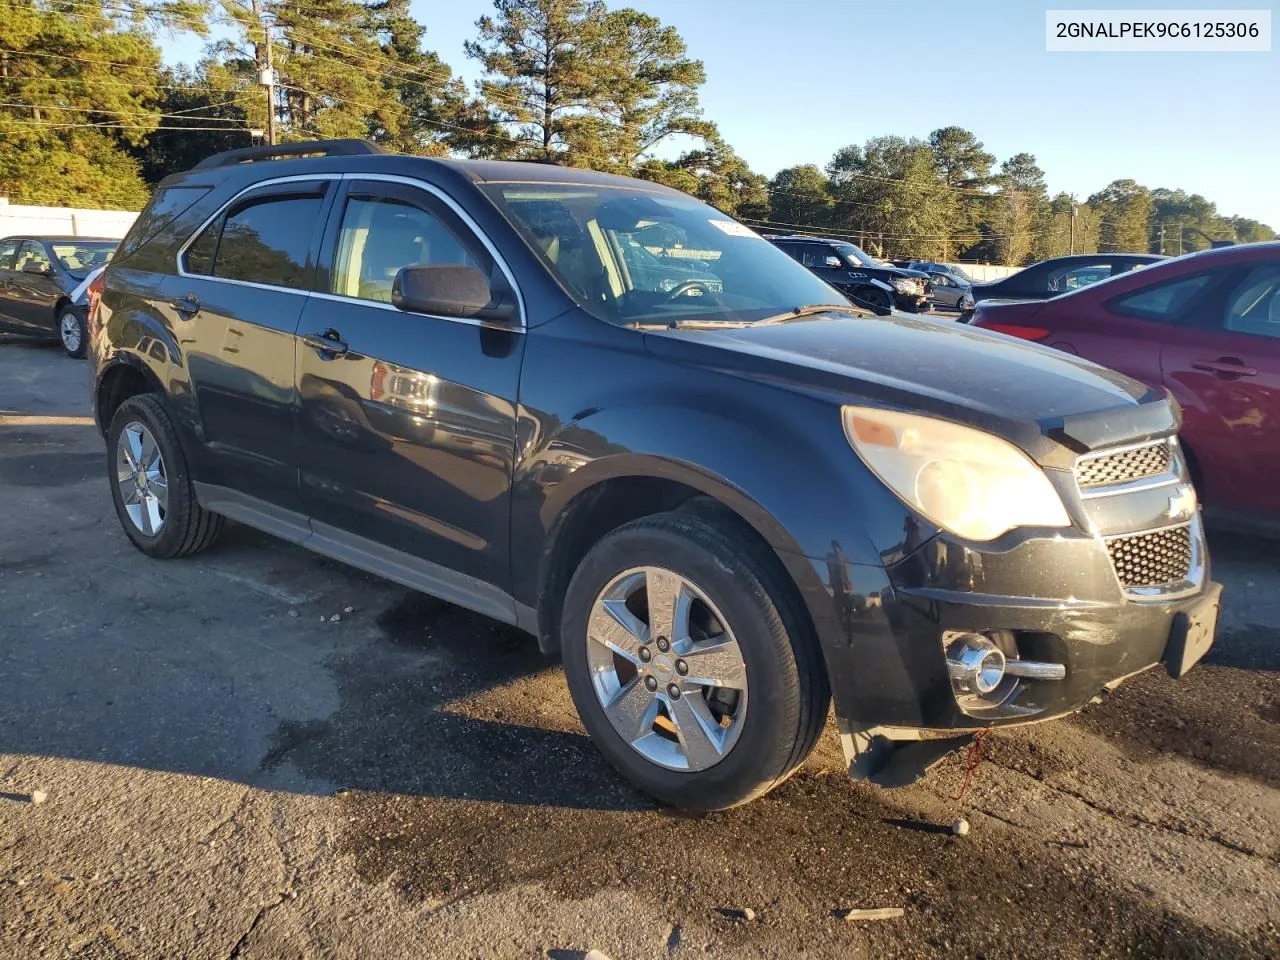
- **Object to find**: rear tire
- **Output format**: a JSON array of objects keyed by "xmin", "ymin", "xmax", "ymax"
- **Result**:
[
  {"xmin": 107, "ymin": 394, "xmax": 224, "ymax": 558},
  {"xmin": 58, "ymin": 305, "xmax": 87, "ymax": 358},
  {"xmin": 561, "ymin": 511, "xmax": 829, "ymax": 810}
]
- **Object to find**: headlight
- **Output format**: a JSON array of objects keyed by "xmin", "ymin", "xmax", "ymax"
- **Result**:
[
  {"xmin": 891, "ymin": 278, "xmax": 916, "ymax": 294},
  {"xmin": 960, "ymin": 293, "xmax": 975, "ymax": 310},
  {"xmin": 842, "ymin": 406, "xmax": 1071, "ymax": 541}
]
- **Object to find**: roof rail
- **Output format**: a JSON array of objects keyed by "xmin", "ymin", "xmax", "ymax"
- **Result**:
[{"xmin": 192, "ymin": 139, "xmax": 386, "ymax": 171}]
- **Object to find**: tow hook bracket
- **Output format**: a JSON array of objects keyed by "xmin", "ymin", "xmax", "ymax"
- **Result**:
[{"xmin": 841, "ymin": 724, "xmax": 975, "ymax": 788}]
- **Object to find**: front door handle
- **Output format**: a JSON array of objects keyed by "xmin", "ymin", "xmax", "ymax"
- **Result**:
[
  {"xmin": 171, "ymin": 293, "xmax": 200, "ymax": 318},
  {"xmin": 302, "ymin": 330, "xmax": 349, "ymax": 358},
  {"xmin": 1191, "ymin": 357, "xmax": 1258, "ymax": 379}
]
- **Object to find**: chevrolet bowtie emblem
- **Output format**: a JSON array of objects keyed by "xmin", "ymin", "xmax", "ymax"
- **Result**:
[{"xmin": 1168, "ymin": 485, "xmax": 1198, "ymax": 521}]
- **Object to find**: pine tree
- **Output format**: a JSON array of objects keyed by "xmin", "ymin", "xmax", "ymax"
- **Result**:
[{"xmin": 0, "ymin": 1, "xmax": 195, "ymax": 207}]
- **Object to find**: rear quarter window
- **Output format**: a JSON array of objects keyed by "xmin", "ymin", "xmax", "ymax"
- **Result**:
[{"xmin": 115, "ymin": 184, "xmax": 213, "ymax": 262}]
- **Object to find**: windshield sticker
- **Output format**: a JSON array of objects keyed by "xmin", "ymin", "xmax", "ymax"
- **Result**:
[{"xmin": 707, "ymin": 219, "xmax": 758, "ymax": 238}]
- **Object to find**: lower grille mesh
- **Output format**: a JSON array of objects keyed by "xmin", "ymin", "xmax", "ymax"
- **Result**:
[{"xmin": 1106, "ymin": 525, "xmax": 1193, "ymax": 589}]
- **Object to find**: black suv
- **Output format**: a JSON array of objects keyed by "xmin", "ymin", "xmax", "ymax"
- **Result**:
[
  {"xmin": 89, "ymin": 141, "xmax": 1220, "ymax": 811},
  {"xmin": 765, "ymin": 234, "xmax": 931, "ymax": 312}
]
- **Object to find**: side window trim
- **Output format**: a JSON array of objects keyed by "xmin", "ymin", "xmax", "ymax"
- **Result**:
[
  {"xmin": 175, "ymin": 174, "xmax": 342, "ymax": 292},
  {"xmin": 308, "ymin": 172, "xmax": 526, "ymax": 330}
]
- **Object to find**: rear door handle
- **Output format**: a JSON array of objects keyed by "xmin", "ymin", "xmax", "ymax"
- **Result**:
[
  {"xmin": 1191, "ymin": 357, "xmax": 1258, "ymax": 379},
  {"xmin": 302, "ymin": 330, "xmax": 348, "ymax": 358},
  {"xmin": 171, "ymin": 293, "xmax": 200, "ymax": 317}
]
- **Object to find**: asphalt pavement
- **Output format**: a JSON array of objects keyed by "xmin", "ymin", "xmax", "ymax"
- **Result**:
[{"xmin": 1, "ymin": 339, "xmax": 1276, "ymax": 959}]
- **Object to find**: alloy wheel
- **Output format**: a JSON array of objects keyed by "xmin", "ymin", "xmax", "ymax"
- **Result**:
[
  {"xmin": 115, "ymin": 421, "xmax": 168, "ymax": 536},
  {"xmin": 586, "ymin": 565, "xmax": 748, "ymax": 771},
  {"xmin": 60, "ymin": 311, "xmax": 82, "ymax": 354}
]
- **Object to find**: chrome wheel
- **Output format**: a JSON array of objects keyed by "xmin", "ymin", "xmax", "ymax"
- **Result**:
[
  {"xmin": 115, "ymin": 421, "xmax": 168, "ymax": 536},
  {"xmin": 586, "ymin": 566, "xmax": 748, "ymax": 771},
  {"xmin": 59, "ymin": 310, "xmax": 82, "ymax": 354}
]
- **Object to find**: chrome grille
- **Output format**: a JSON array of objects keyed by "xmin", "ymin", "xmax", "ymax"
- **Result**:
[
  {"xmin": 1105, "ymin": 524, "xmax": 1193, "ymax": 589},
  {"xmin": 1077, "ymin": 441, "xmax": 1171, "ymax": 489}
]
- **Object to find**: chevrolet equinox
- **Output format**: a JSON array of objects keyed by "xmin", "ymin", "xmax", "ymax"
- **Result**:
[{"xmin": 89, "ymin": 141, "xmax": 1220, "ymax": 810}]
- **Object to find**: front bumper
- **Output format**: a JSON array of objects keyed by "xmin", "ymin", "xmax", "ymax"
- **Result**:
[
  {"xmin": 893, "ymin": 292, "xmax": 929, "ymax": 312},
  {"xmin": 797, "ymin": 519, "xmax": 1218, "ymax": 732}
]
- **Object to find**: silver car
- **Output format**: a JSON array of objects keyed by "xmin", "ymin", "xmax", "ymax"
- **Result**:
[{"xmin": 924, "ymin": 270, "xmax": 971, "ymax": 310}]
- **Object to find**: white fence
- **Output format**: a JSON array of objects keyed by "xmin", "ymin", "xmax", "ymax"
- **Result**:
[
  {"xmin": 945, "ymin": 262, "xmax": 1021, "ymax": 282},
  {"xmin": 0, "ymin": 199, "xmax": 139, "ymax": 240}
]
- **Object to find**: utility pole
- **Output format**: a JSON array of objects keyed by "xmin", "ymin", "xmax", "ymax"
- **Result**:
[
  {"xmin": 1176, "ymin": 219, "xmax": 1182, "ymax": 255},
  {"xmin": 1158, "ymin": 222, "xmax": 1165, "ymax": 256},
  {"xmin": 251, "ymin": 0, "xmax": 276, "ymax": 145},
  {"xmin": 1069, "ymin": 200, "xmax": 1078, "ymax": 255}
]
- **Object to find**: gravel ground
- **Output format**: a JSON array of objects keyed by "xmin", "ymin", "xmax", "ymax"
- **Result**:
[{"xmin": 1, "ymin": 339, "xmax": 1276, "ymax": 959}]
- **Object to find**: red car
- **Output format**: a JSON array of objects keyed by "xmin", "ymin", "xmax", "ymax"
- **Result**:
[{"xmin": 969, "ymin": 243, "xmax": 1280, "ymax": 531}]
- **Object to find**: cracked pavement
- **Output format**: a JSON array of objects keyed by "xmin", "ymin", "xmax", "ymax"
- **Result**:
[{"xmin": 1, "ymin": 340, "xmax": 1277, "ymax": 959}]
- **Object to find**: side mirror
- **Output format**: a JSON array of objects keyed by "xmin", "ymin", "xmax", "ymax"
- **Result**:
[
  {"xmin": 22, "ymin": 261, "xmax": 50, "ymax": 275},
  {"xmin": 392, "ymin": 264, "xmax": 515, "ymax": 323},
  {"xmin": 823, "ymin": 256, "xmax": 843, "ymax": 269}
]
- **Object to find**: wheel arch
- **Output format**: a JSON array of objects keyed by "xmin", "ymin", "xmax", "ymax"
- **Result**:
[
  {"xmin": 94, "ymin": 355, "xmax": 165, "ymax": 436},
  {"xmin": 530, "ymin": 455, "xmax": 829, "ymax": 663}
]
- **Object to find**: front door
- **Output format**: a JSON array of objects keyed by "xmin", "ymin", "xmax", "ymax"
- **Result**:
[
  {"xmin": 295, "ymin": 177, "xmax": 524, "ymax": 594},
  {"xmin": 164, "ymin": 178, "xmax": 335, "ymax": 510},
  {"xmin": 1161, "ymin": 261, "xmax": 1280, "ymax": 519},
  {"xmin": 8, "ymin": 240, "xmax": 59, "ymax": 332}
]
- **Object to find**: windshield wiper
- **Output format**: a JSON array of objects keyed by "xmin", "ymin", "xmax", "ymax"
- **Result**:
[
  {"xmin": 625, "ymin": 318, "xmax": 753, "ymax": 330},
  {"xmin": 755, "ymin": 303, "xmax": 866, "ymax": 325}
]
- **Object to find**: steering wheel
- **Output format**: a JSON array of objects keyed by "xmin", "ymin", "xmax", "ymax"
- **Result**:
[{"xmin": 662, "ymin": 280, "xmax": 715, "ymax": 302}]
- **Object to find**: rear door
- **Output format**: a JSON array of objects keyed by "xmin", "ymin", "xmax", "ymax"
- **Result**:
[
  {"xmin": 1160, "ymin": 261, "xmax": 1280, "ymax": 518},
  {"xmin": 0, "ymin": 238, "xmax": 20, "ymax": 331},
  {"xmin": 294, "ymin": 176, "xmax": 524, "ymax": 595},
  {"xmin": 165, "ymin": 177, "xmax": 336, "ymax": 511}
]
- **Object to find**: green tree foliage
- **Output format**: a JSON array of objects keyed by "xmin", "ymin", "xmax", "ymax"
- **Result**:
[
  {"xmin": 765, "ymin": 164, "xmax": 832, "ymax": 230},
  {"xmin": 826, "ymin": 136, "xmax": 958, "ymax": 260},
  {"xmin": 465, "ymin": 0, "xmax": 714, "ymax": 171},
  {"xmin": 637, "ymin": 134, "xmax": 766, "ymax": 217},
  {"xmin": 0, "ymin": 0, "xmax": 195, "ymax": 207},
  {"xmin": 1088, "ymin": 179, "xmax": 1152, "ymax": 253}
]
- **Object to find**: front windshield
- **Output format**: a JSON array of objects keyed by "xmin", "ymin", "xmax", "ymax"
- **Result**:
[
  {"xmin": 49, "ymin": 241, "xmax": 116, "ymax": 277},
  {"xmin": 835, "ymin": 243, "xmax": 877, "ymax": 268},
  {"xmin": 948, "ymin": 265, "xmax": 971, "ymax": 281},
  {"xmin": 482, "ymin": 183, "xmax": 847, "ymax": 324}
]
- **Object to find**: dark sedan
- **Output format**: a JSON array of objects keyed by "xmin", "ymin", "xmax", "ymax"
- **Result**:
[
  {"xmin": 961, "ymin": 253, "xmax": 1164, "ymax": 317},
  {"xmin": 0, "ymin": 235, "xmax": 118, "ymax": 357}
]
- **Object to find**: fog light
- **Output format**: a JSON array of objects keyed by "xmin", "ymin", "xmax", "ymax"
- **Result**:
[{"xmin": 946, "ymin": 633, "xmax": 1007, "ymax": 695}]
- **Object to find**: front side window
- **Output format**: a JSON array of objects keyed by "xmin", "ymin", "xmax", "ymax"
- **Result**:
[
  {"xmin": 1110, "ymin": 273, "xmax": 1213, "ymax": 322},
  {"xmin": 15, "ymin": 241, "xmax": 51, "ymax": 273},
  {"xmin": 330, "ymin": 195, "xmax": 480, "ymax": 304},
  {"xmin": 483, "ymin": 183, "xmax": 845, "ymax": 325},
  {"xmin": 214, "ymin": 194, "xmax": 321, "ymax": 289},
  {"xmin": 836, "ymin": 243, "xmax": 877, "ymax": 268},
  {"xmin": 1224, "ymin": 264, "xmax": 1280, "ymax": 339},
  {"xmin": 49, "ymin": 241, "xmax": 116, "ymax": 278}
]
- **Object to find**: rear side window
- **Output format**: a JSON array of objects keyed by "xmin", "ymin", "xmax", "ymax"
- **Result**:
[
  {"xmin": 1224, "ymin": 264, "xmax": 1280, "ymax": 339},
  {"xmin": 1110, "ymin": 273, "xmax": 1213, "ymax": 322},
  {"xmin": 215, "ymin": 195, "xmax": 321, "ymax": 288},
  {"xmin": 0, "ymin": 239, "xmax": 18, "ymax": 270},
  {"xmin": 183, "ymin": 192, "xmax": 322, "ymax": 290}
]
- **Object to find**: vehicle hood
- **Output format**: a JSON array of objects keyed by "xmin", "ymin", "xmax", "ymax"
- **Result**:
[{"xmin": 644, "ymin": 311, "xmax": 1173, "ymax": 463}]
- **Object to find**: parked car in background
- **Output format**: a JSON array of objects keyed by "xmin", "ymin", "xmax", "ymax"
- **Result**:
[
  {"xmin": 0, "ymin": 235, "xmax": 118, "ymax": 357},
  {"xmin": 909, "ymin": 261, "xmax": 972, "ymax": 283},
  {"xmin": 91, "ymin": 139, "xmax": 1219, "ymax": 812},
  {"xmin": 961, "ymin": 253, "xmax": 1164, "ymax": 318},
  {"xmin": 969, "ymin": 242, "xmax": 1280, "ymax": 532},
  {"xmin": 766, "ymin": 235, "xmax": 931, "ymax": 312},
  {"xmin": 919, "ymin": 269, "xmax": 971, "ymax": 310}
]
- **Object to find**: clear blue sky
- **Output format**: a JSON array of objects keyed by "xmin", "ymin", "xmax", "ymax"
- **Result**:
[{"xmin": 168, "ymin": 0, "xmax": 1280, "ymax": 227}]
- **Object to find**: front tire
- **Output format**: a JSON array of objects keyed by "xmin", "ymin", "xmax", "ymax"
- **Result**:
[
  {"xmin": 58, "ymin": 305, "xmax": 87, "ymax": 358},
  {"xmin": 561, "ymin": 512, "xmax": 829, "ymax": 810},
  {"xmin": 107, "ymin": 394, "xmax": 224, "ymax": 558},
  {"xmin": 853, "ymin": 286, "xmax": 893, "ymax": 314}
]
